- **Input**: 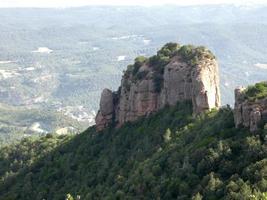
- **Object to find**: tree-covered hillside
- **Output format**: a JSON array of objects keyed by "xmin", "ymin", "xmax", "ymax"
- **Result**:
[{"xmin": 0, "ymin": 102, "xmax": 266, "ymax": 199}]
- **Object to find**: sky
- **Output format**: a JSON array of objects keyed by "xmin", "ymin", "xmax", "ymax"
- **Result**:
[{"xmin": 0, "ymin": 0, "xmax": 267, "ymax": 7}]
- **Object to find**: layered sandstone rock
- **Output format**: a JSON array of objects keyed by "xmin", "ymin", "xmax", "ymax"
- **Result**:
[
  {"xmin": 95, "ymin": 44, "xmax": 221, "ymax": 131},
  {"xmin": 234, "ymin": 85, "xmax": 267, "ymax": 133}
]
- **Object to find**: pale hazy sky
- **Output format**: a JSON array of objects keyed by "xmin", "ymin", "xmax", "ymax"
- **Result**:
[{"xmin": 0, "ymin": 0, "xmax": 267, "ymax": 7}]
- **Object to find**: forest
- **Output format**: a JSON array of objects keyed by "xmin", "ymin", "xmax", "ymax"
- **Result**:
[{"xmin": 0, "ymin": 101, "xmax": 266, "ymax": 199}]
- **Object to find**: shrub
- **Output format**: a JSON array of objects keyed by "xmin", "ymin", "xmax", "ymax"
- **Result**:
[
  {"xmin": 157, "ymin": 42, "xmax": 180, "ymax": 57},
  {"xmin": 178, "ymin": 45, "xmax": 215, "ymax": 66},
  {"xmin": 135, "ymin": 56, "xmax": 147, "ymax": 64},
  {"xmin": 178, "ymin": 45, "xmax": 195, "ymax": 61},
  {"xmin": 132, "ymin": 56, "xmax": 148, "ymax": 76},
  {"xmin": 244, "ymin": 82, "xmax": 267, "ymax": 101}
]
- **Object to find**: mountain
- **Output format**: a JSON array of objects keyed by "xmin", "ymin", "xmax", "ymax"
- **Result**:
[
  {"xmin": 96, "ymin": 43, "xmax": 221, "ymax": 131},
  {"xmin": 1, "ymin": 5, "xmax": 267, "ymax": 143},
  {"xmin": 0, "ymin": 43, "xmax": 267, "ymax": 199}
]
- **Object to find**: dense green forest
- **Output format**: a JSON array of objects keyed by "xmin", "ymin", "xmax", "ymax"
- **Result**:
[{"xmin": 0, "ymin": 101, "xmax": 266, "ymax": 199}]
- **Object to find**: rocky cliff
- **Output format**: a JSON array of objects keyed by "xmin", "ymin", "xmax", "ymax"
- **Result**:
[
  {"xmin": 234, "ymin": 82, "xmax": 267, "ymax": 132},
  {"xmin": 96, "ymin": 43, "xmax": 221, "ymax": 131}
]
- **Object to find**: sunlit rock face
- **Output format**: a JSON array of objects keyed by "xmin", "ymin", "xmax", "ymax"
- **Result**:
[
  {"xmin": 96, "ymin": 44, "xmax": 221, "ymax": 131},
  {"xmin": 159, "ymin": 55, "xmax": 220, "ymax": 114}
]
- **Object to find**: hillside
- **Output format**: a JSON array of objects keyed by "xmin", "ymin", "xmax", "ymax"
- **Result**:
[
  {"xmin": 0, "ymin": 100, "xmax": 267, "ymax": 199},
  {"xmin": 0, "ymin": 103, "xmax": 84, "ymax": 146}
]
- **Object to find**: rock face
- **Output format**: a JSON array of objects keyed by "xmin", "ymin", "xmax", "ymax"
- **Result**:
[
  {"xmin": 234, "ymin": 86, "xmax": 267, "ymax": 133},
  {"xmin": 95, "ymin": 44, "xmax": 221, "ymax": 131},
  {"xmin": 95, "ymin": 89, "xmax": 115, "ymax": 131},
  {"xmin": 160, "ymin": 55, "xmax": 220, "ymax": 114}
]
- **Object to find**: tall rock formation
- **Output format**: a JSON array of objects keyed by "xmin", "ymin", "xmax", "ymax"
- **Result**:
[
  {"xmin": 96, "ymin": 43, "xmax": 221, "ymax": 131},
  {"xmin": 234, "ymin": 82, "xmax": 267, "ymax": 133}
]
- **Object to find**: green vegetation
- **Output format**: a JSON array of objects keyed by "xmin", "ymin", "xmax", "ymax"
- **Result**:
[
  {"xmin": 133, "ymin": 56, "xmax": 148, "ymax": 76},
  {"xmin": 125, "ymin": 56, "xmax": 148, "ymax": 81},
  {"xmin": 149, "ymin": 44, "xmax": 215, "ymax": 92},
  {"xmin": 149, "ymin": 42, "xmax": 180, "ymax": 73},
  {"xmin": 0, "ymin": 103, "xmax": 83, "ymax": 147},
  {"xmin": 127, "ymin": 43, "xmax": 180, "ymax": 79},
  {"xmin": 177, "ymin": 44, "xmax": 196, "ymax": 60},
  {"xmin": 178, "ymin": 45, "xmax": 216, "ymax": 65},
  {"xmin": 244, "ymin": 82, "xmax": 267, "ymax": 101},
  {"xmin": 0, "ymin": 102, "xmax": 266, "ymax": 199},
  {"xmin": 158, "ymin": 43, "xmax": 180, "ymax": 56},
  {"xmin": 124, "ymin": 43, "xmax": 180, "ymax": 90},
  {"xmin": 0, "ymin": 134, "xmax": 71, "ymax": 181}
]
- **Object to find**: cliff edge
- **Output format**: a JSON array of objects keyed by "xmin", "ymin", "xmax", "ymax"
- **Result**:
[{"xmin": 96, "ymin": 43, "xmax": 221, "ymax": 131}]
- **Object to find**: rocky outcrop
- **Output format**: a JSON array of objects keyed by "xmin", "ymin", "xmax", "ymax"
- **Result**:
[
  {"xmin": 160, "ymin": 55, "xmax": 220, "ymax": 114},
  {"xmin": 234, "ymin": 85, "xmax": 267, "ymax": 133},
  {"xmin": 95, "ymin": 43, "xmax": 221, "ymax": 131},
  {"xmin": 95, "ymin": 89, "xmax": 115, "ymax": 131}
]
